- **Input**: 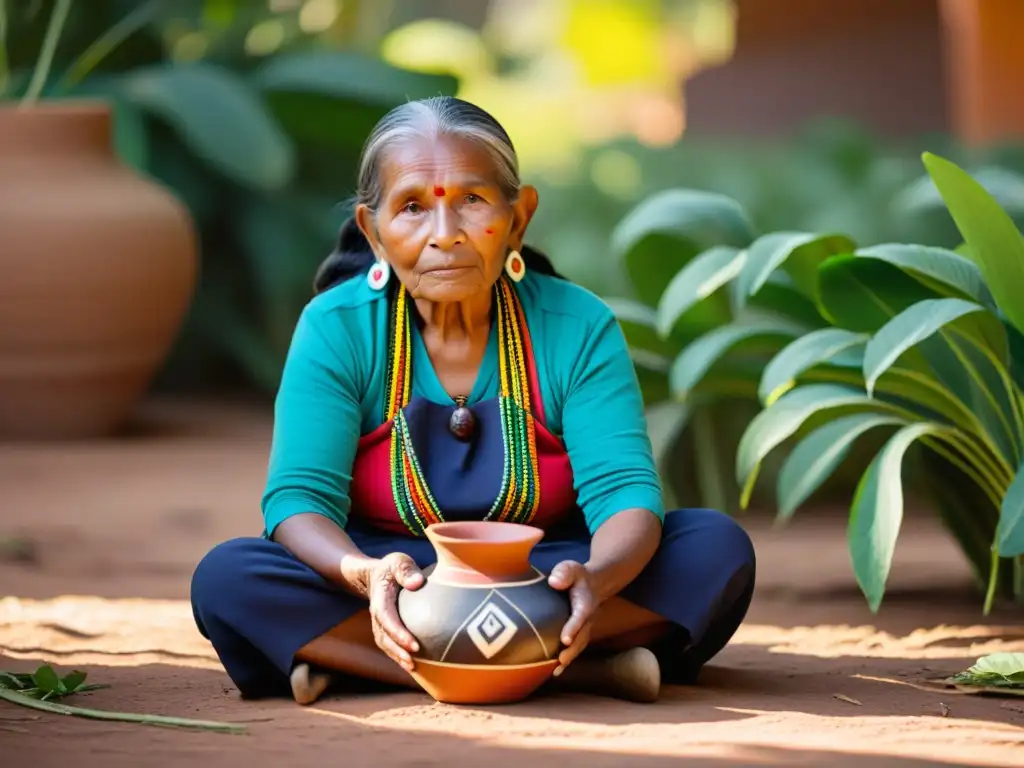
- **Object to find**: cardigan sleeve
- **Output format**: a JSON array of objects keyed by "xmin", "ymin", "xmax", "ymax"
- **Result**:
[
  {"xmin": 261, "ymin": 302, "xmax": 362, "ymax": 537},
  {"xmin": 560, "ymin": 307, "xmax": 666, "ymax": 533}
]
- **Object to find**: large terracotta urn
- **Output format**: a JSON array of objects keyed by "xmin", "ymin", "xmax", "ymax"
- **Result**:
[
  {"xmin": 0, "ymin": 101, "xmax": 197, "ymax": 440},
  {"xmin": 397, "ymin": 521, "xmax": 570, "ymax": 705}
]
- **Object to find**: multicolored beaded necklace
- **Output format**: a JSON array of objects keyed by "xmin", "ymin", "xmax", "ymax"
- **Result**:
[{"xmin": 383, "ymin": 274, "xmax": 540, "ymax": 536}]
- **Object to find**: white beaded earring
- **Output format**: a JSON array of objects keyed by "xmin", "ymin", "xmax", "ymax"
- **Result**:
[
  {"xmin": 367, "ymin": 259, "xmax": 390, "ymax": 290},
  {"xmin": 504, "ymin": 250, "xmax": 525, "ymax": 282}
]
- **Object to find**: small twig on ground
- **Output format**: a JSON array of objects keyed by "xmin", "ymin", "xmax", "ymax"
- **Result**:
[{"xmin": 833, "ymin": 693, "xmax": 862, "ymax": 706}]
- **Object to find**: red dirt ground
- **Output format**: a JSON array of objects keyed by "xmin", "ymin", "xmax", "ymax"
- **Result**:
[{"xmin": 2, "ymin": 399, "xmax": 1023, "ymax": 767}]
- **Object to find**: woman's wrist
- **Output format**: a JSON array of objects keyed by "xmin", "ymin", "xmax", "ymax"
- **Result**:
[
  {"xmin": 580, "ymin": 562, "xmax": 618, "ymax": 605},
  {"xmin": 339, "ymin": 553, "xmax": 380, "ymax": 598}
]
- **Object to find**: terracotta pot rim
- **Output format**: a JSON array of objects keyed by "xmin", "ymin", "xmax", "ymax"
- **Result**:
[
  {"xmin": 0, "ymin": 98, "xmax": 112, "ymax": 116},
  {"xmin": 413, "ymin": 658, "xmax": 559, "ymax": 671},
  {"xmin": 425, "ymin": 520, "xmax": 544, "ymax": 546}
]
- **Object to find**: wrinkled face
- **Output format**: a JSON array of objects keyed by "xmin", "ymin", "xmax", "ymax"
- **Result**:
[{"xmin": 356, "ymin": 133, "xmax": 537, "ymax": 303}]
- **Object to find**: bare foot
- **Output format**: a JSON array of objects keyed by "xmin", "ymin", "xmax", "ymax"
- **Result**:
[
  {"xmin": 290, "ymin": 662, "xmax": 332, "ymax": 705},
  {"xmin": 552, "ymin": 647, "xmax": 661, "ymax": 703}
]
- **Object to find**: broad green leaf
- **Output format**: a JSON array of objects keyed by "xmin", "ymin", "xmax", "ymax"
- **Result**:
[
  {"xmin": 777, "ymin": 413, "xmax": 906, "ymax": 521},
  {"xmin": 610, "ymin": 189, "xmax": 755, "ymax": 307},
  {"xmin": 862, "ymin": 298, "xmax": 1006, "ymax": 396},
  {"xmin": 817, "ymin": 254, "xmax": 943, "ymax": 333},
  {"xmin": 669, "ymin": 319, "xmax": 802, "ymax": 400},
  {"xmin": 735, "ymin": 231, "xmax": 855, "ymax": 306},
  {"xmin": 849, "ymin": 422, "xmax": 946, "ymax": 612},
  {"xmin": 253, "ymin": 51, "xmax": 459, "ymax": 151},
  {"xmin": 254, "ymin": 50, "xmax": 459, "ymax": 107},
  {"xmin": 897, "ymin": 166, "xmax": 1024, "ymax": 218},
  {"xmin": 61, "ymin": 670, "xmax": 87, "ymax": 693},
  {"xmin": 656, "ymin": 246, "xmax": 746, "ymax": 337},
  {"xmin": 736, "ymin": 384, "xmax": 889, "ymax": 507},
  {"xmin": 871, "ymin": 367, "xmax": 978, "ymax": 432},
  {"xmin": 607, "ymin": 298, "xmax": 679, "ymax": 358},
  {"xmin": 817, "ymin": 254, "xmax": 962, "ymax": 388},
  {"xmin": 743, "ymin": 270, "xmax": 826, "ymax": 328},
  {"xmin": 822, "ymin": 258, "xmax": 1015, "ymax": 460},
  {"xmin": 855, "ymin": 243, "xmax": 994, "ymax": 308},
  {"xmin": 998, "ymin": 464, "xmax": 1024, "ymax": 557},
  {"xmin": 922, "ymin": 152, "xmax": 1024, "ymax": 338},
  {"xmin": 759, "ymin": 328, "xmax": 869, "ymax": 405},
  {"xmin": 111, "ymin": 63, "xmax": 294, "ymax": 190},
  {"xmin": 32, "ymin": 665, "xmax": 61, "ymax": 694},
  {"xmin": 110, "ymin": 99, "xmax": 148, "ymax": 172},
  {"xmin": 960, "ymin": 652, "xmax": 1024, "ymax": 681}
]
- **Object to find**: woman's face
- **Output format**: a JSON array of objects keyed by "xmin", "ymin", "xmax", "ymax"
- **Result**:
[{"xmin": 356, "ymin": 133, "xmax": 537, "ymax": 304}]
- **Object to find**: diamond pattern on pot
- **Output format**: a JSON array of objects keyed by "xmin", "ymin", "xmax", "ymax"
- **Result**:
[{"xmin": 465, "ymin": 601, "xmax": 518, "ymax": 659}]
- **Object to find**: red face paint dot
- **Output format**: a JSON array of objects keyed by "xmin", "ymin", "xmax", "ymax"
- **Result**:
[
  {"xmin": 433, "ymin": 186, "xmax": 446, "ymax": 197},
  {"xmin": 485, "ymin": 228, "xmax": 494, "ymax": 235}
]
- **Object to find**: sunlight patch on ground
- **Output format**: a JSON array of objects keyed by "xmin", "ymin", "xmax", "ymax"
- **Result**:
[
  {"xmin": 731, "ymin": 623, "xmax": 1024, "ymax": 660},
  {"xmin": 305, "ymin": 705, "xmax": 1024, "ymax": 765}
]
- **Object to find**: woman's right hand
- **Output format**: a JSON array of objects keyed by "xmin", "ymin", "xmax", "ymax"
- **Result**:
[{"xmin": 365, "ymin": 552, "xmax": 424, "ymax": 672}]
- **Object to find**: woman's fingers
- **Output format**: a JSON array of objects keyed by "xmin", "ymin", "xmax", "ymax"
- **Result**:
[
  {"xmin": 554, "ymin": 622, "xmax": 591, "ymax": 676},
  {"xmin": 561, "ymin": 599, "xmax": 591, "ymax": 646},
  {"xmin": 547, "ymin": 560, "xmax": 578, "ymax": 590},
  {"xmin": 367, "ymin": 554, "xmax": 423, "ymax": 653},
  {"xmin": 372, "ymin": 585, "xmax": 420, "ymax": 653},
  {"xmin": 391, "ymin": 554, "xmax": 425, "ymax": 590},
  {"xmin": 561, "ymin": 574, "xmax": 596, "ymax": 646},
  {"xmin": 373, "ymin": 620, "xmax": 416, "ymax": 670}
]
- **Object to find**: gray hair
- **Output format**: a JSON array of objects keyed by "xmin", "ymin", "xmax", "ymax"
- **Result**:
[{"xmin": 355, "ymin": 96, "xmax": 521, "ymax": 211}]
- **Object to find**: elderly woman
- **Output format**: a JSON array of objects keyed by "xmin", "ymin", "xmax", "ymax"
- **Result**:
[{"xmin": 190, "ymin": 96, "xmax": 755, "ymax": 706}]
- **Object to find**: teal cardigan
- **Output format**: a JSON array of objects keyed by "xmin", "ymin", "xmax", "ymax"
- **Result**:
[{"xmin": 261, "ymin": 270, "xmax": 665, "ymax": 538}]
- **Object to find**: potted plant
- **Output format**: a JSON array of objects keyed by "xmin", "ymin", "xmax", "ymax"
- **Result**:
[{"xmin": 0, "ymin": 0, "xmax": 196, "ymax": 439}]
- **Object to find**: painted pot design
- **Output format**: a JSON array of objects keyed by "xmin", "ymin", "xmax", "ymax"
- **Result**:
[{"xmin": 397, "ymin": 520, "xmax": 570, "ymax": 704}]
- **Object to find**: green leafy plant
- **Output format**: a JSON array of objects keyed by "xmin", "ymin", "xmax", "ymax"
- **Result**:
[
  {"xmin": 0, "ymin": 664, "xmax": 109, "ymax": 700},
  {"xmin": 0, "ymin": 664, "xmax": 246, "ymax": 733},
  {"xmin": 734, "ymin": 152, "xmax": 1024, "ymax": 613},
  {"xmin": 608, "ymin": 187, "xmax": 858, "ymax": 510},
  {"xmin": 1, "ymin": 1, "xmax": 458, "ymax": 393},
  {"xmin": 947, "ymin": 652, "xmax": 1024, "ymax": 696}
]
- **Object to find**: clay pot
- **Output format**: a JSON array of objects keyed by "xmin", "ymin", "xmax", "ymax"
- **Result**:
[
  {"xmin": 0, "ymin": 101, "xmax": 196, "ymax": 440},
  {"xmin": 397, "ymin": 521, "xmax": 571, "ymax": 704}
]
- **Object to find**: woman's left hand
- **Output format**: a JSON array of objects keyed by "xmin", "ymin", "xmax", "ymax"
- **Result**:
[{"xmin": 547, "ymin": 560, "xmax": 599, "ymax": 675}]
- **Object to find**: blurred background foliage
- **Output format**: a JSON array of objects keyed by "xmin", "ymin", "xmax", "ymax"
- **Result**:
[{"xmin": 6, "ymin": 0, "xmax": 1024, "ymax": 525}]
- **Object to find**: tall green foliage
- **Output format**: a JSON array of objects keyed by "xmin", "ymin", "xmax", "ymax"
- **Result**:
[
  {"xmin": 612, "ymin": 148, "xmax": 1024, "ymax": 613},
  {"xmin": 733, "ymin": 153, "xmax": 1024, "ymax": 613},
  {"xmin": 608, "ymin": 188, "xmax": 858, "ymax": 511}
]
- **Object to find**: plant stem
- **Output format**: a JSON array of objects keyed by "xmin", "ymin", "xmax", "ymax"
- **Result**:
[
  {"xmin": 692, "ymin": 404, "xmax": 728, "ymax": 513},
  {"xmin": 19, "ymin": 0, "xmax": 72, "ymax": 108},
  {"xmin": 985, "ymin": 547, "xmax": 999, "ymax": 615},
  {"xmin": 0, "ymin": 688, "xmax": 247, "ymax": 734},
  {"xmin": 0, "ymin": 0, "xmax": 9, "ymax": 98},
  {"xmin": 55, "ymin": 0, "xmax": 166, "ymax": 92}
]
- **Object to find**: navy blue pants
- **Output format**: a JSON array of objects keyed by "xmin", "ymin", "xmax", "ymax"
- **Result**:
[{"xmin": 190, "ymin": 509, "xmax": 755, "ymax": 698}]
